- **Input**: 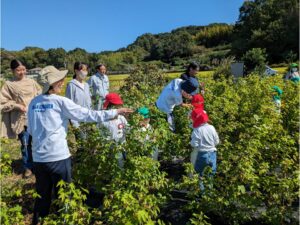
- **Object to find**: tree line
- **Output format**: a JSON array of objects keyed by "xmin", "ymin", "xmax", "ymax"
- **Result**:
[{"xmin": 1, "ymin": 0, "xmax": 298, "ymax": 75}]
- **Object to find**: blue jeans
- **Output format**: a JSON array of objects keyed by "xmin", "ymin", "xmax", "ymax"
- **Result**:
[
  {"xmin": 191, "ymin": 150, "xmax": 217, "ymax": 191},
  {"xmin": 18, "ymin": 129, "xmax": 33, "ymax": 170},
  {"xmin": 191, "ymin": 150, "xmax": 217, "ymax": 176}
]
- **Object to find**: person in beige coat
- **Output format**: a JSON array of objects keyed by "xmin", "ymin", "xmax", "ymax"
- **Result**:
[{"xmin": 0, "ymin": 59, "xmax": 41, "ymax": 177}]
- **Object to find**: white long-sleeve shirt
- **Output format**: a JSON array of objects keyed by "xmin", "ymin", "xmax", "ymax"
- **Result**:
[
  {"xmin": 28, "ymin": 94, "xmax": 117, "ymax": 162},
  {"xmin": 190, "ymin": 123, "xmax": 219, "ymax": 152},
  {"xmin": 99, "ymin": 115, "xmax": 128, "ymax": 143},
  {"xmin": 156, "ymin": 79, "xmax": 183, "ymax": 114},
  {"xmin": 65, "ymin": 79, "xmax": 92, "ymax": 128}
]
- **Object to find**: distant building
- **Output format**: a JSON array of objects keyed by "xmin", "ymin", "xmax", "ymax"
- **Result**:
[{"xmin": 27, "ymin": 67, "xmax": 42, "ymax": 79}]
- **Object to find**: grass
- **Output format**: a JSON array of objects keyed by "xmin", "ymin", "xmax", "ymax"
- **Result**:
[{"xmin": 273, "ymin": 67, "xmax": 287, "ymax": 75}]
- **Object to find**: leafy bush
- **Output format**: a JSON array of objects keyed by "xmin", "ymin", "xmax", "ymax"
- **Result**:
[
  {"xmin": 213, "ymin": 56, "xmax": 235, "ymax": 80},
  {"xmin": 43, "ymin": 181, "xmax": 96, "ymax": 225},
  {"xmin": 0, "ymin": 152, "xmax": 12, "ymax": 178},
  {"xmin": 103, "ymin": 156, "xmax": 169, "ymax": 225},
  {"xmin": 121, "ymin": 64, "xmax": 167, "ymax": 91},
  {"xmin": 242, "ymin": 48, "xmax": 267, "ymax": 74},
  {"xmin": 72, "ymin": 124, "xmax": 122, "ymax": 189},
  {"xmin": 180, "ymin": 75, "xmax": 299, "ymax": 224},
  {"xmin": 2, "ymin": 64, "xmax": 297, "ymax": 225},
  {"xmin": 0, "ymin": 202, "xmax": 24, "ymax": 225},
  {"xmin": 91, "ymin": 59, "xmax": 298, "ymax": 225}
]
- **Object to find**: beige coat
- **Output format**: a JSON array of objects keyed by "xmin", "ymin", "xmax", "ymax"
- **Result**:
[{"xmin": 0, "ymin": 77, "xmax": 41, "ymax": 138}]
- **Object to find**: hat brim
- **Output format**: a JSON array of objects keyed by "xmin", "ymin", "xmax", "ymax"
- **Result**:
[
  {"xmin": 42, "ymin": 70, "xmax": 68, "ymax": 94},
  {"xmin": 291, "ymin": 63, "xmax": 298, "ymax": 68},
  {"xmin": 103, "ymin": 100, "xmax": 123, "ymax": 109},
  {"xmin": 190, "ymin": 90, "xmax": 198, "ymax": 96},
  {"xmin": 49, "ymin": 70, "xmax": 68, "ymax": 85}
]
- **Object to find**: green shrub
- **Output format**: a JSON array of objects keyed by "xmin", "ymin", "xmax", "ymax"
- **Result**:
[
  {"xmin": 43, "ymin": 181, "xmax": 95, "ymax": 225},
  {"xmin": 242, "ymin": 48, "xmax": 267, "ymax": 74}
]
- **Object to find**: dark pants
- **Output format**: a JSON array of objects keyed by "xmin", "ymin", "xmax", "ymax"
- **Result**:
[
  {"xmin": 18, "ymin": 129, "xmax": 33, "ymax": 170},
  {"xmin": 32, "ymin": 157, "xmax": 72, "ymax": 223}
]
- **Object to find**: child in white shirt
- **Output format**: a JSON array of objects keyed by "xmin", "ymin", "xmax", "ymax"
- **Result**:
[
  {"xmin": 99, "ymin": 93, "xmax": 128, "ymax": 167},
  {"xmin": 190, "ymin": 108, "xmax": 219, "ymax": 177},
  {"xmin": 137, "ymin": 107, "xmax": 158, "ymax": 160}
]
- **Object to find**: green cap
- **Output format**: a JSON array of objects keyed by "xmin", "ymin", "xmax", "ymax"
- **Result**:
[
  {"xmin": 137, "ymin": 107, "xmax": 150, "ymax": 119},
  {"xmin": 291, "ymin": 76, "xmax": 300, "ymax": 83},
  {"xmin": 272, "ymin": 86, "xmax": 283, "ymax": 95},
  {"xmin": 290, "ymin": 63, "xmax": 298, "ymax": 68}
]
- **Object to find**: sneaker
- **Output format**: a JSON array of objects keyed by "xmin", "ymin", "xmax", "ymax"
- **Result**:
[{"xmin": 23, "ymin": 169, "xmax": 32, "ymax": 178}]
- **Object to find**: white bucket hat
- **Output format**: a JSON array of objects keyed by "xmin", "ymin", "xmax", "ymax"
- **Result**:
[{"xmin": 40, "ymin": 66, "xmax": 68, "ymax": 94}]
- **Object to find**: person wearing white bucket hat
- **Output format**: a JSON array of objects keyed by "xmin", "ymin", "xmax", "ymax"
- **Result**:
[
  {"xmin": 40, "ymin": 65, "xmax": 68, "ymax": 94},
  {"xmin": 27, "ymin": 65, "xmax": 133, "ymax": 224}
]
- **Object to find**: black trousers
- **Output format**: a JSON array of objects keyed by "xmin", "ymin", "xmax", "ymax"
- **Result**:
[{"xmin": 32, "ymin": 157, "xmax": 72, "ymax": 223}]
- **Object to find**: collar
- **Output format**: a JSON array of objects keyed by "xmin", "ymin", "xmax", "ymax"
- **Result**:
[
  {"xmin": 96, "ymin": 72, "xmax": 105, "ymax": 79},
  {"xmin": 70, "ymin": 79, "xmax": 85, "ymax": 90}
]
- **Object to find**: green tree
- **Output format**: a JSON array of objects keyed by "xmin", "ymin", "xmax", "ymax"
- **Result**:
[
  {"xmin": 150, "ymin": 31, "xmax": 195, "ymax": 62},
  {"xmin": 47, "ymin": 48, "xmax": 67, "ymax": 69},
  {"xmin": 242, "ymin": 48, "xmax": 267, "ymax": 74},
  {"xmin": 195, "ymin": 24, "xmax": 234, "ymax": 48},
  {"xmin": 232, "ymin": 0, "xmax": 299, "ymax": 63}
]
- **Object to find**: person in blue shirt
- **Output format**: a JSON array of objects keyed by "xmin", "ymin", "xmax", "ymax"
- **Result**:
[{"xmin": 87, "ymin": 64, "xmax": 109, "ymax": 110}]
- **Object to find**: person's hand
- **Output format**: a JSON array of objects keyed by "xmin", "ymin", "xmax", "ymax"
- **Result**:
[
  {"xmin": 117, "ymin": 108, "xmax": 134, "ymax": 115},
  {"xmin": 182, "ymin": 103, "xmax": 193, "ymax": 108},
  {"xmin": 16, "ymin": 104, "xmax": 27, "ymax": 112}
]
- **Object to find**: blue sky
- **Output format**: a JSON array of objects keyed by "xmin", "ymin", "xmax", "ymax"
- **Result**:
[{"xmin": 1, "ymin": 0, "xmax": 244, "ymax": 53}]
